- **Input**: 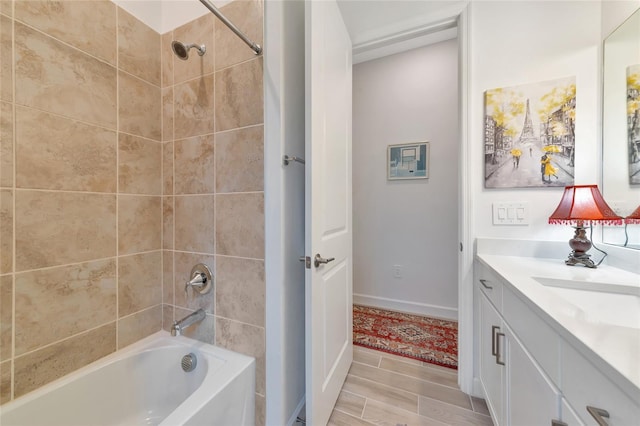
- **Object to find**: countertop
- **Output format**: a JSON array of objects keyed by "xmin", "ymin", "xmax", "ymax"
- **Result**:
[{"xmin": 476, "ymin": 254, "xmax": 640, "ymax": 398}]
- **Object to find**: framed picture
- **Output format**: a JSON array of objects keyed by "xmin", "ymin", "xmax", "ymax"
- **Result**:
[
  {"xmin": 484, "ymin": 76, "xmax": 576, "ymax": 188},
  {"xmin": 628, "ymin": 64, "xmax": 640, "ymax": 185},
  {"xmin": 387, "ymin": 142, "xmax": 429, "ymax": 180}
]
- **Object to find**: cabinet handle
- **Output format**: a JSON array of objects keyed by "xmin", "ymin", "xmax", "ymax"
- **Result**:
[
  {"xmin": 480, "ymin": 279, "xmax": 493, "ymax": 290},
  {"xmin": 551, "ymin": 421, "xmax": 568, "ymax": 426},
  {"xmin": 587, "ymin": 406, "xmax": 610, "ymax": 426},
  {"xmin": 496, "ymin": 332, "xmax": 506, "ymax": 366},
  {"xmin": 491, "ymin": 325, "xmax": 499, "ymax": 356}
]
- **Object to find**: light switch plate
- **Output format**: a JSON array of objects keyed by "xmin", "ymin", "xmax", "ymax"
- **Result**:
[{"xmin": 493, "ymin": 202, "xmax": 529, "ymax": 225}]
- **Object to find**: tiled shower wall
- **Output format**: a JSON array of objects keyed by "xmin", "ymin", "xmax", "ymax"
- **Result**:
[
  {"xmin": 1, "ymin": 1, "xmax": 265, "ymax": 422},
  {"xmin": 160, "ymin": 1, "xmax": 266, "ymax": 424}
]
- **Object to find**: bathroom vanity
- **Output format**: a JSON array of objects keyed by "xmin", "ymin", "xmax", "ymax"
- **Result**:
[{"xmin": 474, "ymin": 249, "xmax": 640, "ymax": 425}]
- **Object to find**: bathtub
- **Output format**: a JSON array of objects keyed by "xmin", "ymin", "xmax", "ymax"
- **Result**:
[{"xmin": 0, "ymin": 331, "xmax": 255, "ymax": 426}]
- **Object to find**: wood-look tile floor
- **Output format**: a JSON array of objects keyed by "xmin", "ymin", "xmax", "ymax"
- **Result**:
[{"xmin": 328, "ymin": 346, "xmax": 493, "ymax": 426}]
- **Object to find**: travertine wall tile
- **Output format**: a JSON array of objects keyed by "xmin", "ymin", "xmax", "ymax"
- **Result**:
[
  {"xmin": 0, "ymin": 190, "xmax": 12, "ymax": 274},
  {"xmin": 119, "ymin": 71, "xmax": 161, "ymax": 141},
  {"xmin": 14, "ymin": 323, "xmax": 116, "ymax": 397},
  {"xmin": 216, "ymin": 317, "xmax": 265, "ymax": 395},
  {"xmin": 0, "ymin": 101, "xmax": 13, "ymax": 187},
  {"xmin": 255, "ymin": 394, "xmax": 265, "ymax": 426},
  {"xmin": 216, "ymin": 0, "xmax": 263, "ymax": 70},
  {"xmin": 118, "ymin": 305, "xmax": 162, "ymax": 348},
  {"xmin": 215, "ymin": 58, "xmax": 263, "ymax": 132},
  {"xmin": 161, "ymin": 31, "xmax": 174, "ymax": 88},
  {"xmin": 118, "ymin": 251, "xmax": 162, "ymax": 317},
  {"xmin": 216, "ymin": 256, "xmax": 265, "ymax": 327},
  {"xmin": 14, "ymin": 22, "xmax": 117, "ymax": 129},
  {"xmin": 163, "ymin": 250, "xmax": 174, "ymax": 305},
  {"xmin": 162, "ymin": 303, "xmax": 173, "ymax": 332},
  {"xmin": 119, "ymin": 133, "xmax": 162, "ymax": 195},
  {"xmin": 16, "ymin": 107, "xmax": 117, "ymax": 192},
  {"xmin": 215, "ymin": 126, "xmax": 263, "ymax": 193},
  {"xmin": 173, "ymin": 251, "xmax": 215, "ymax": 312},
  {"xmin": 14, "ymin": 0, "xmax": 116, "ymax": 65},
  {"xmin": 2, "ymin": 0, "xmax": 167, "ymax": 403},
  {"xmin": 0, "ymin": 275, "xmax": 12, "ymax": 361},
  {"xmin": 15, "ymin": 191, "xmax": 116, "ymax": 271},
  {"xmin": 0, "ymin": 0, "xmax": 12, "ymax": 17},
  {"xmin": 118, "ymin": 7, "xmax": 160, "ymax": 86},
  {"xmin": 173, "ymin": 14, "xmax": 214, "ymax": 84},
  {"xmin": 175, "ymin": 195, "xmax": 215, "ymax": 253},
  {"xmin": 174, "ymin": 74, "xmax": 214, "ymax": 139},
  {"xmin": 162, "ymin": 87, "xmax": 174, "ymax": 142},
  {"xmin": 0, "ymin": 359, "xmax": 10, "ymax": 404},
  {"xmin": 216, "ymin": 193, "xmax": 264, "ymax": 259},
  {"xmin": 174, "ymin": 135, "xmax": 215, "ymax": 194},
  {"xmin": 118, "ymin": 195, "xmax": 161, "ymax": 255},
  {"xmin": 163, "ymin": 141, "xmax": 174, "ymax": 195},
  {"xmin": 163, "ymin": 196, "xmax": 174, "ymax": 250},
  {"xmin": 0, "ymin": 15, "xmax": 13, "ymax": 102},
  {"xmin": 14, "ymin": 259, "xmax": 117, "ymax": 355}
]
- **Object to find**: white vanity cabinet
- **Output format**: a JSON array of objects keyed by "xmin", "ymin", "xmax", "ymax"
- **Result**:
[
  {"xmin": 476, "ymin": 261, "xmax": 562, "ymax": 426},
  {"xmin": 474, "ymin": 257, "xmax": 640, "ymax": 426}
]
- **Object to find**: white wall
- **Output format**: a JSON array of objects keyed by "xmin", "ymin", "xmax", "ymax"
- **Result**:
[
  {"xmin": 112, "ymin": 0, "xmax": 232, "ymax": 33},
  {"xmin": 352, "ymin": 40, "xmax": 459, "ymax": 319},
  {"xmin": 469, "ymin": 1, "xmax": 602, "ymax": 243},
  {"xmin": 264, "ymin": 1, "xmax": 306, "ymax": 425}
]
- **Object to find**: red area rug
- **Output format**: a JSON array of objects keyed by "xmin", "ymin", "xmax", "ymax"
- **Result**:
[{"xmin": 353, "ymin": 304, "xmax": 458, "ymax": 369}]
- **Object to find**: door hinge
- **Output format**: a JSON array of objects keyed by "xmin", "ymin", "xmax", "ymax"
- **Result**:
[{"xmin": 299, "ymin": 256, "xmax": 311, "ymax": 269}]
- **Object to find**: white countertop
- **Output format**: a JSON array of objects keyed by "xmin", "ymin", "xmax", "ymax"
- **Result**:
[{"xmin": 476, "ymin": 254, "xmax": 640, "ymax": 397}]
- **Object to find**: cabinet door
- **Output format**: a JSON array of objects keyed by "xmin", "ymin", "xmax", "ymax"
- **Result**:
[
  {"xmin": 506, "ymin": 325, "xmax": 561, "ymax": 426},
  {"xmin": 561, "ymin": 398, "xmax": 585, "ymax": 426},
  {"xmin": 479, "ymin": 292, "xmax": 504, "ymax": 426}
]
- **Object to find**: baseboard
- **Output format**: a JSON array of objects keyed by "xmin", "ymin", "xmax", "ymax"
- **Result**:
[
  {"xmin": 353, "ymin": 294, "xmax": 458, "ymax": 320},
  {"xmin": 286, "ymin": 395, "xmax": 306, "ymax": 426}
]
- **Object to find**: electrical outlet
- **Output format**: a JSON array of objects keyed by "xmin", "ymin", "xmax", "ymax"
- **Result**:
[{"xmin": 393, "ymin": 264, "xmax": 402, "ymax": 278}]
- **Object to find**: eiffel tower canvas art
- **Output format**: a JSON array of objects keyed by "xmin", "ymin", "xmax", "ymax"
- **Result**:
[{"xmin": 484, "ymin": 76, "xmax": 576, "ymax": 188}]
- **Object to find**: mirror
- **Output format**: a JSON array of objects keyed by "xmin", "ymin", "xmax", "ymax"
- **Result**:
[{"xmin": 602, "ymin": 7, "xmax": 640, "ymax": 249}]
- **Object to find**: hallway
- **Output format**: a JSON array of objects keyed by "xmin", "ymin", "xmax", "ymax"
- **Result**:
[{"xmin": 329, "ymin": 346, "xmax": 493, "ymax": 425}]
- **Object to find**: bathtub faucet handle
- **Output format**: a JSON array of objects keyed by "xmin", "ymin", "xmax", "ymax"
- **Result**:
[{"xmin": 184, "ymin": 263, "xmax": 213, "ymax": 295}]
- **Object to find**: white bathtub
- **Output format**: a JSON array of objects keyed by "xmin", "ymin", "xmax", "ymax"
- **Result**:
[{"xmin": 0, "ymin": 331, "xmax": 255, "ymax": 426}]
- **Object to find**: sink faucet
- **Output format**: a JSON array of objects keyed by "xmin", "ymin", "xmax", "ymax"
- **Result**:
[{"xmin": 171, "ymin": 309, "xmax": 206, "ymax": 336}]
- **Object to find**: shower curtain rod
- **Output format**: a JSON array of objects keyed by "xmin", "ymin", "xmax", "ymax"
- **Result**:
[{"xmin": 198, "ymin": 0, "xmax": 262, "ymax": 55}]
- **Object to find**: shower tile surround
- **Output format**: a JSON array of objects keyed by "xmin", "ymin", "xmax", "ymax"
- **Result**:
[{"xmin": 0, "ymin": 1, "xmax": 265, "ymax": 418}]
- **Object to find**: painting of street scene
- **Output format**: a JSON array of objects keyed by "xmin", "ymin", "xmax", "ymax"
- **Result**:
[
  {"xmin": 628, "ymin": 64, "xmax": 640, "ymax": 185},
  {"xmin": 484, "ymin": 76, "xmax": 576, "ymax": 188}
]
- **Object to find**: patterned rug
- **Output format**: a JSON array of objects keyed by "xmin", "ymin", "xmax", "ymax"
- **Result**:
[{"xmin": 353, "ymin": 304, "xmax": 458, "ymax": 369}]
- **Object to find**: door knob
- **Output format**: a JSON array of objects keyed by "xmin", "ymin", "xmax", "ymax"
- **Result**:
[{"xmin": 314, "ymin": 254, "xmax": 335, "ymax": 268}]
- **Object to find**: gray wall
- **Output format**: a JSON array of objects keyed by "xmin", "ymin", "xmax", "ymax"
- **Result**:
[{"xmin": 352, "ymin": 39, "xmax": 459, "ymax": 319}]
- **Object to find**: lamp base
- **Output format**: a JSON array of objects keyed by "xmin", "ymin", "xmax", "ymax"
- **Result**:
[
  {"xmin": 565, "ymin": 252, "xmax": 596, "ymax": 268},
  {"xmin": 565, "ymin": 225, "xmax": 597, "ymax": 268}
]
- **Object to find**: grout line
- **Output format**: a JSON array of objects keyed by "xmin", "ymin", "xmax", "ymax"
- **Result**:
[
  {"xmin": 11, "ymin": 18, "xmax": 118, "ymax": 71},
  {"xmin": 9, "ymin": 8, "xmax": 16, "ymax": 401},
  {"xmin": 115, "ymin": 5, "xmax": 120, "ymax": 351},
  {"xmin": 13, "ymin": 321, "xmax": 118, "ymax": 359},
  {"xmin": 11, "ymin": 103, "xmax": 117, "ymax": 135},
  {"xmin": 360, "ymin": 397, "xmax": 368, "ymax": 419},
  {"xmin": 214, "ymin": 122, "xmax": 264, "ymax": 136}
]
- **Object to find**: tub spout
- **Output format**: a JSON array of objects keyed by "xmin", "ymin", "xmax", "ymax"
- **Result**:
[{"xmin": 171, "ymin": 309, "xmax": 206, "ymax": 336}]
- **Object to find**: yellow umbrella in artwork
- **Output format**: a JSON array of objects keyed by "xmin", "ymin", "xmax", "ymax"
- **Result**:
[
  {"xmin": 543, "ymin": 145, "xmax": 562, "ymax": 153},
  {"xmin": 510, "ymin": 148, "xmax": 522, "ymax": 156}
]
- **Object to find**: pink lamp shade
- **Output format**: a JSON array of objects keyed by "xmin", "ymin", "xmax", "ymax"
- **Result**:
[
  {"xmin": 626, "ymin": 205, "xmax": 640, "ymax": 225},
  {"xmin": 548, "ymin": 185, "xmax": 623, "ymax": 226}
]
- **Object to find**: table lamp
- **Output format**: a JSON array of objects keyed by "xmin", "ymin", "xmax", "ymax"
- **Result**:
[
  {"xmin": 548, "ymin": 185, "xmax": 623, "ymax": 268},
  {"xmin": 625, "ymin": 205, "xmax": 640, "ymax": 225}
]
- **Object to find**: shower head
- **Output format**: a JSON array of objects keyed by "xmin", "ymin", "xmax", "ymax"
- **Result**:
[{"xmin": 171, "ymin": 40, "xmax": 206, "ymax": 60}]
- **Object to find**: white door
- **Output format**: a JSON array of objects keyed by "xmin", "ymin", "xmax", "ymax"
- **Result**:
[{"xmin": 304, "ymin": 0, "xmax": 353, "ymax": 425}]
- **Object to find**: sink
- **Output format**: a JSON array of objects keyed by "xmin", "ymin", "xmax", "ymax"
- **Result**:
[{"xmin": 532, "ymin": 277, "xmax": 640, "ymax": 329}]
